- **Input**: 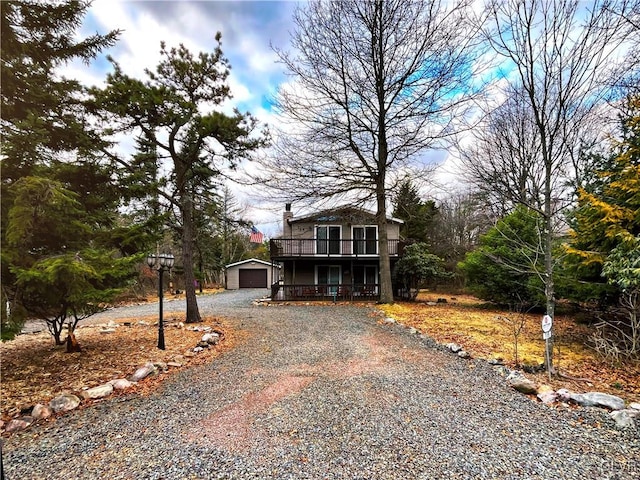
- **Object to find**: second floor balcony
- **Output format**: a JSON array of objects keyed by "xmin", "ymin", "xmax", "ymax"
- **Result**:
[{"xmin": 270, "ymin": 238, "xmax": 405, "ymax": 259}]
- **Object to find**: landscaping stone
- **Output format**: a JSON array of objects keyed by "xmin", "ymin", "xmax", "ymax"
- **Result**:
[
  {"xmin": 5, "ymin": 417, "xmax": 33, "ymax": 433},
  {"xmin": 407, "ymin": 327, "xmax": 418, "ymax": 335},
  {"xmin": 537, "ymin": 391, "xmax": 558, "ymax": 404},
  {"xmin": 457, "ymin": 350, "xmax": 470, "ymax": 359},
  {"xmin": 610, "ymin": 409, "xmax": 638, "ymax": 429},
  {"xmin": 383, "ymin": 317, "xmax": 396, "ymax": 324},
  {"xmin": 153, "ymin": 362, "xmax": 168, "ymax": 372},
  {"xmin": 556, "ymin": 388, "xmax": 573, "ymax": 403},
  {"xmin": 100, "ymin": 328, "xmax": 116, "ymax": 334},
  {"xmin": 31, "ymin": 404, "xmax": 53, "ymax": 420},
  {"xmin": 193, "ymin": 346, "xmax": 204, "ymax": 353},
  {"xmin": 506, "ymin": 371, "xmax": 537, "ymax": 394},
  {"xmin": 109, "ymin": 378, "xmax": 134, "ymax": 390},
  {"xmin": 130, "ymin": 362, "xmax": 156, "ymax": 382},
  {"xmin": 446, "ymin": 343, "xmax": 462, "ymax": 353},
  {"xmin": 201, "ymin": 332, "xmax": 220, "ymax": 345},
  {"xmin": 568, "ymin": 392, "xmax": 625, "ymax": 411},
  {"xmin": 49, "ymin": 393, "xmax": 81, "ymax": 413},
  {"xmin": 81, "ymin": 384, "xmax": 114, "ymax": 400},
  {"xmin": 628, "ymin": 402, "xmax": 640, "ymax": 411},
  {"xmin": 167, "ymin": 361, "xmax": 183, "ymax": 368}
]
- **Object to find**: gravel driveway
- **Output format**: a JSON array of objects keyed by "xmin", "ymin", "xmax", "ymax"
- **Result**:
[{"xmin": 3, "ymin": 289, "xmax": 639, "ymax": 479}]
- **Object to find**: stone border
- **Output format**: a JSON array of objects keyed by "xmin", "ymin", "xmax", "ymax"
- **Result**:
[
  {"xmin": 1, "ymin": 327, "xmax": 223, "ymax": 435},
  {"xmin": 382, "ymin": 316, "xmax": 640, "ymax": 430}
]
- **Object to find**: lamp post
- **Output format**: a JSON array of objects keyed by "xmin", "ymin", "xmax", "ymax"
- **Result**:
[{"xmin": 146, "ymin": 252, "xmax": 175, "ymax": 350}]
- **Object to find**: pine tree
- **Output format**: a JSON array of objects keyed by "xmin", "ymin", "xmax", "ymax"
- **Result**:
[
  {"xmin": 1, "ymin": 1, "xmax": 124, "ymax": 340},
  {"xmin": 392, "ymin": 180, "xmax": 437, "ymax": 244},
  {"xmin": 564, "ymin": 94, "xmax": 640, "ymax": 304}
]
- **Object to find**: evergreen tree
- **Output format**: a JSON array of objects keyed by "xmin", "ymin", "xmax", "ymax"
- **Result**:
[
  {"xmin": 392, "ymin": 180, "xmax": 437, "ymax": 244},
  {"xmin": 458, "ymin": 206, "xmax": 545, "ymax": 308},
  {"xmin": 1, "ymin": 0, "xmax": 122, "ymax": 340},
  {"xmin": 92, "ymin": 37, "xmax": 268, "ymax": 322},
  {"xmin": 563, "ymin": 94, "xmax": 640, "ymax": 305}
]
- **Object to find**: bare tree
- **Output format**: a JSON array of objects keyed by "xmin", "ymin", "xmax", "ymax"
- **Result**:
[
  {"xmin": 257, "ymin": 0, "xmax": 484, "ymax": 302},
  {"xmin": 462, "ymin": 0, "xmax": 637, "ymax": 369}
]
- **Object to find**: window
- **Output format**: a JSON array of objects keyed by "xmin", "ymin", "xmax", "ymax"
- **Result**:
[
  {"xmin": 352, "ymin": 226, "xmax": 377, "ymax": 254},
  {"xmin": 316, "ymin": 225, "xmax": 341, "ymax": 254}
]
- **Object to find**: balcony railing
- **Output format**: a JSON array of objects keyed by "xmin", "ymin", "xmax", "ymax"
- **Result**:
[
  {"xmin": 270, "ymin": 238, "xmax": 404, "ymax": 258},
  {"xmin": 271, "ymin": 283, "xmax": 379, "ymax": 301}
]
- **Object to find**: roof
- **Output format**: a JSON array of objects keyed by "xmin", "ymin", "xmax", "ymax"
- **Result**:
[
  {"xmin": 224, "ymin": 258, "xmax": 279, "ymax": 269},
  {"xmin": 288, "ymin": 206, "xmax": 404, "ymax": 225}
]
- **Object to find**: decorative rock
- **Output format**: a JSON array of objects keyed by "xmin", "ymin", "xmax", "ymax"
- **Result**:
[
  {"xmin": 137, "ymin": 321, "xmax": 149, "ymax": 326},
  {"xmin": 130, "ymin": 362, "xmax": 156, "ymax": 382},
  {"xmin": 49, "ymin": 393, "xmax": 81, "ymax": 413},
  {"xmin": 177, "ymin": 322, "xmax": 185, "ymax": 329},
  {"xmin": 100, "ymin": 328, "xmax": 116, "ymax": 334},
  {"xmin": 32, "ymin": 403, "xmax": 53, "ymax": 419},
  {"xmin": 556, "ymin": 388, "xmax": 573, "ymax": 403},
  {"xmin": 193, "ymin": 346, "xmax": 204, "ymax": 353},
  {"xmin": 408, "ymin": 327, "xmax": 418, "ymax": 335},
  {"xmin": 81, "ymin": 383, "xmax": 114, "ymax": 400},
  {"xmin": 568, "ymin": 392, "xmax": 625, "ymax": 411},
  {"xmin": 383, "ymin": 317, "xmax": 396, "ymax": 324},
  {"xmin": 610, "ymin": 410, "xmax": 638, "ymax": 428},
  {"xmin": 202, "ymin": 333, "xmax": 220, "ymax": 345},
  {"xmin": 537, "ymin": 384, "xmax": 554, "ymax": 394},
  {"xmin": 506, "ymin": 371, "xmax": 537, "ymax": 395},
  {"xmin": 109, "ymin": 378, "xmax": 134, "ymax": 390},
  {"xmin": 184, "ymin": 351, "xmax": 196, "ymax": 358},
  {"xmin": 446, "ymin": 343, "xmax": 463, "ymax": 353},
  {"xmin": 167, "ymin": 361, "xmax": 183, "ymax": 368},
  {"xmin": 5, "ymin": 417, "xmax": 33, "ymax": 432},
  {"xmin": 537, "ymin": 391, "xmax": 558, "ymax": 404},
  {"xmin": 629, "ymin": 402, "xmax": 640, "ymax": 411},
  {"xmin": 153, "ymin": 361, "xmax": 168, "ymax": 372},
  {"xmin": 487, "ymin": 358, "xmax": 504, "ymax": 365},
  {"xmin": 173, "ymin": 355, "xmax": 185, "ymax": 363},
  {"xmin": 457, "ymin": 350, "xmax": 470, "ymax": 359},
  {"xmin": 196, "ymin": 341, "xmax": 211, "ymax": 348}
]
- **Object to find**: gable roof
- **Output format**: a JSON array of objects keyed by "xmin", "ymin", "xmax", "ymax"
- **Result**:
[
  {"xmin": 224, "ymin": 258, "xmax": 279, "ymax": 269},
  {"xmin": 288, "ymin": 206, "xmax": 404, "ymax": 225}
]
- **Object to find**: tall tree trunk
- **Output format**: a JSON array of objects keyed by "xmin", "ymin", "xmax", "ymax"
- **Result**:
[
  {"xmin": 176, "ymin": 160, "xmax": 202, "ymax": 324},
  {"xmin": 543, "ymin": 161, "xmax": 555, "ymax": 371},
  {"xmin": 181, "ymin": 195, "xmax": 202, "ymax": 323},
  {"xmin": 377, "ymin": 181, "xmax": 393, "ymax": 304}
]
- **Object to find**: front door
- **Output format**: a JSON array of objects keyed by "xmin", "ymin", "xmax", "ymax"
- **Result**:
[{"xmin": 317, "ymin": 265, "xmax": 341, "ymax": 294}]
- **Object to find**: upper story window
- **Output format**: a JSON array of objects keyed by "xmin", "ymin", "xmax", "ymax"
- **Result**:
[
  {"xmin": 316, "ymin": 225, "xmax": 341, "ymax": 254},
  {"xmin": 353, "ymin": 226, "xmax": 377, "ymax": 254}
]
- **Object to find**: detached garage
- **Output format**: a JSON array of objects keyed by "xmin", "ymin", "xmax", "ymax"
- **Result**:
[{"xmin": 225, "ymin": 258, "xmax": 278, "ymax": 290}]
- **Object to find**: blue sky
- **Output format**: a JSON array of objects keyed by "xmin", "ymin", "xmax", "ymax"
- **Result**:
[
  {"xmin": 67, "ymin": 0, "xmax": 301, "ymax": 234},
  {"xmin": 75, "ymin": 0, "xmax": 297, "ymax": 124}
]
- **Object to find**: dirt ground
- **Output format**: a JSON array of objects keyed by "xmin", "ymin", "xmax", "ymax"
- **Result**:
[
  {"xmin": 382, "ymin": 292, "xmax": 640, "ymax": 403},
  {"xmin": 2, "ymin": 290, "xmax": 639, "ymax": 428},
  {"xmin": 0, "ymin": 315, "xmax": 240, "ymax": 422}
]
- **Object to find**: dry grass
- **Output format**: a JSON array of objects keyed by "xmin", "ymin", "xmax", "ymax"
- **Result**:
[
  {"xmin": 0, "ymin": 315, "xmax": 242, "ymax": 422},
  {"xmin": 381, "ymin": 291, "xmax": 640, "ymax": 403}
]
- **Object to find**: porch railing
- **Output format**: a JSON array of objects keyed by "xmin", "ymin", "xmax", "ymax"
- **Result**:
[
  {"xmin": 271, "ymin": 283, "xmax": 379, "ymax": 301},
  {"xmin": 270, "ymin": 238, "xmax": 404, "ymax": 258}
]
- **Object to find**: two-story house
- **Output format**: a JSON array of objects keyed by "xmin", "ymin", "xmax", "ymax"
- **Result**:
[{"xmin": 269, "ymin": 204, "xmax": 405, "ymax": 301}]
